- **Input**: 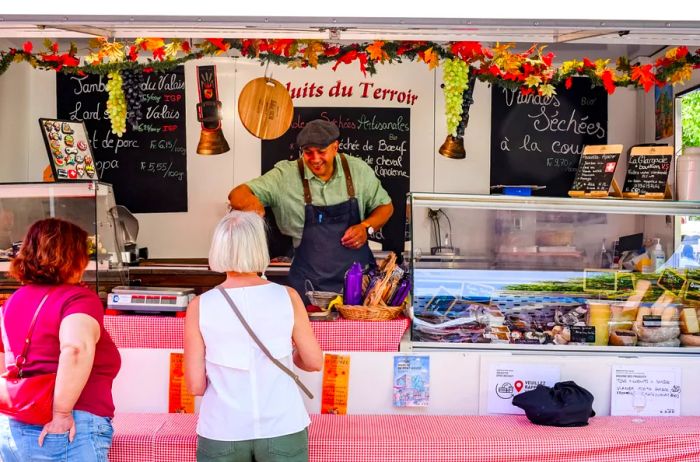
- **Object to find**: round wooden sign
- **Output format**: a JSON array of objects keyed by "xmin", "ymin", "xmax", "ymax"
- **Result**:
[{"xmin": 238, "ymin": 77, "xmax": 294, "ymax": 140}]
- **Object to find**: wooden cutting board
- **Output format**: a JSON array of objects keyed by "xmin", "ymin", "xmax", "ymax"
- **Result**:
[{"xmin": 238, "ymin": 77, "xmax": 294, "ymax": 140}]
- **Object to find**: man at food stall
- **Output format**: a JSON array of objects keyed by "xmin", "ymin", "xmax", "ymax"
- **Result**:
[{"xmin": 228, "ymin": 119, "xmax": 394, "ymax": 305}]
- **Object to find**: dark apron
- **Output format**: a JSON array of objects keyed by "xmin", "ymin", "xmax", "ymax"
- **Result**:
[{"xmin": 287, "ymin": 154, "xmax": 374, "ymax": 305}]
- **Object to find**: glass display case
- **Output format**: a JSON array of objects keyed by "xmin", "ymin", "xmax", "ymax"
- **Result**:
[
  {"xmin": 0, "ymin": 182, "xmax": 127, "ymax": 295},
  {"xmin": 408, "ymin": 192, "xmax": 700, "ymax": 353}
]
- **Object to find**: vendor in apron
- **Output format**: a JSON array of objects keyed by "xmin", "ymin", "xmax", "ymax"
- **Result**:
[{"xmin": 228, "ymin": 119, "xmax": 394, "ymax": 305}]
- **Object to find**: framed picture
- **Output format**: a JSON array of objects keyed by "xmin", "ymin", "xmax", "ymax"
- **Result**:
[{"xmin": 38, "ymin": 118, "xmax": 98, "ymax": 181}]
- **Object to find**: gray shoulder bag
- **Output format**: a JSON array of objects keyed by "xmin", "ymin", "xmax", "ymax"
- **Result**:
[{"xmin": 217, "ymin": 286, "xmax": 314, "ymax": 399}]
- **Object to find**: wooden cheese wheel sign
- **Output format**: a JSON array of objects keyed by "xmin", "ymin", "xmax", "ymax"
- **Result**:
[{"xmin": 238, "ymin": 77, "xmax": 294, "ymax": 140}]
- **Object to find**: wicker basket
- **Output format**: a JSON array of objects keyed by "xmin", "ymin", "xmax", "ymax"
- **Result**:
[
  {"xmin": 338, "ymin": 304, "xmax": 404, "ymax": 321},
  {"xmin": 304, "ymin": 280, "xmax": 339, "ymax": 310}
]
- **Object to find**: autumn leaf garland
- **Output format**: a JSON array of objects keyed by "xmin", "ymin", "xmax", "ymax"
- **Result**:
[{"xmin": 1, "ymin": 37, "xmax": 699, "ymax": 97}]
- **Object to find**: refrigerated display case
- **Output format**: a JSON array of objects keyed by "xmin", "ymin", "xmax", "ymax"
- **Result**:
[
  {"xmin": 0, "ymin": 181, "xmax": 128, "ymax": 295},
  {"xmin": 408, "ymin": 192, "xmax": 700, "ymax": 353}
]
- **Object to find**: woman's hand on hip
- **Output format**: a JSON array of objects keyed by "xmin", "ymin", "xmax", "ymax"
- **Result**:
[
  {"xmin": 38, "ymin": 410, "xmax": 76, "ymax": 446},
  {"xmin": 341, "ymin": 224, "xmax": 367, "ymax": 249}
]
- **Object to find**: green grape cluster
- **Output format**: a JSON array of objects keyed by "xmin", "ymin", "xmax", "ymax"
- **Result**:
[
  {"xmin": 442, "ymin": 59, "xmax": 470, "ymax": 137},
  {"xmin": 106, "ymin": 71, "xmax": 127, "ymax": 137}
]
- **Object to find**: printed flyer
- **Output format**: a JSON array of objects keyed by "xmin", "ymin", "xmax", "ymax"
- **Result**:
[{"xmin": 393, "ymin": 355, "xmax": 430, "ymax": 407}]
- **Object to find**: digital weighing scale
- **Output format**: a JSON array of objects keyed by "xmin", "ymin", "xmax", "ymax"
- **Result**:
[{"xmin": 107, "ymin": 286, "xmax": 195, "ymax": 313}]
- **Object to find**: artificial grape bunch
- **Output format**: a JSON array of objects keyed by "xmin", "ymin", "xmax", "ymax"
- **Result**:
[
  {"xmin": 456, "ymin": 75, "xmax": 477, "ymax": 139},
  {"xmin": 441, "ymin": 58, "xmax": 470, "ymax": 137},
  {"xmin": 106, "ymin": 70, "xmax": 127, "ymax": 137},
  {"xmin": 122, "ymin": 69, "xmax": 145, "ymax": 130}
]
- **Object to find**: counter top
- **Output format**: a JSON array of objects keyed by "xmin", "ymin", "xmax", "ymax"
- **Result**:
[{"xmin": 105, "ymin": 314, "xmax": 409, "ymax": 352}]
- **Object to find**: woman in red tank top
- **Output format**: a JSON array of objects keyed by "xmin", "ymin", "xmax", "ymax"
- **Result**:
[{"xmin": 0, "ymin": 218, "xmax": 121, "ymax": 462}]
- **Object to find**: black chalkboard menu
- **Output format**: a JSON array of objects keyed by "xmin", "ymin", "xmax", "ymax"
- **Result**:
[
  {"xmin": 622, "ymin": 145, "xmax": 673, "ymax": 199},
  {"xmin": 56, "ymin": 68, "xmax": 187, "ymax": 213},
  {"xmin": 568, "ymin": 144, "xmax": 622, "ymax": 197},
  {"xmin": 490, "ymin": 77, "xmax": 607, "ymax": 196},
  {"xmin": 261, "ymin": 107, "xmax": 410, "ymax": 256}
]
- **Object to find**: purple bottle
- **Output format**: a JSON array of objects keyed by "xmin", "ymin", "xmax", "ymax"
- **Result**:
[{"xmin": 343, "ymin": 262, "xmax": 363, "ymax": 305}]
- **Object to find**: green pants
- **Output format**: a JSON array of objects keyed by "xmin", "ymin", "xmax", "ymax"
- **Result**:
[{"xmin": 196, "ymin": 428, "xmax": 309, "ymax": 462}]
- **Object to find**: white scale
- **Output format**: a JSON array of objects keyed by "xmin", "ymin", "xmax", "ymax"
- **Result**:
[{"xmin": 108, "ymin": 286, "xmax": 195, "ymax": 313}]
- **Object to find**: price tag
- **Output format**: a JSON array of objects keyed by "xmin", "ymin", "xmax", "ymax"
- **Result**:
[
  {"xmin": 570, "ymin": 326, "xmax": 596, "ymax": 343},
  {"xmin": 657, "ymin": 268, "xmax": 687, "ymax": 296},
  {"xmin": 683, "ymin": 279, "xmax": 700, "ymax": 303}
]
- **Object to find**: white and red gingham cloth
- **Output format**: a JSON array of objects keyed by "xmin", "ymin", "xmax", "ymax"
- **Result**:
[
  {"xmin": 110, "ymin": 413, "xmax": 700, "ymax": 462},
  {"xmin": 104, "ymin": 315, "xmax": 409, "ymax": 352}
]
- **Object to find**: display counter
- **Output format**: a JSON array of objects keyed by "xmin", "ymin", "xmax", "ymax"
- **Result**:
[{"xmin": 408, "ymin": 193, "xmax": 700, "ymax": 353}]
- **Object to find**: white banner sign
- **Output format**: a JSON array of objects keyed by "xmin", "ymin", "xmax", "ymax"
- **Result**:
[
  {"xmin": 487, "ymin": 363, "xmax": 560, "ymax": 414},
  {"xmin": 611, "ymin": 366, "xmax": 682, "ymax": 417}
]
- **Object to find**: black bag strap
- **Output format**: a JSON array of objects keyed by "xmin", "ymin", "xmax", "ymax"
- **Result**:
[
  {"xmin": 217, "ymin": 286, "xmax": 314, "ymax": 399},
  {"xmin": 1, "ymin": 288, "xmax": 54, "ymax": 378}
]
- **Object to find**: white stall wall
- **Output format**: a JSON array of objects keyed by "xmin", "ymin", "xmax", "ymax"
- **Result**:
[
  {"xmin": 113, "ymin": 348, "xmax": 700, "ymax": 417},
  {"xmin": 0, "ymin": 50, "xmax": 643, "ymax": 258}
]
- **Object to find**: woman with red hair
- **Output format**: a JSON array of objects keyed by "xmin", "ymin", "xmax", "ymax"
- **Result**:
[{"xmin": 0, "ymin": 218, "xmax": 121, "ymax": 461}]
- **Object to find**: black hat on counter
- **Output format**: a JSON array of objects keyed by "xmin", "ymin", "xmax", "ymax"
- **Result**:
[
  {"xmin": 512, "ymin": 381, "xmax": 596, "ymax": 427},
  {"xmin": 296, "ymin": 119, "xmax": 340, "ymax": 149}
]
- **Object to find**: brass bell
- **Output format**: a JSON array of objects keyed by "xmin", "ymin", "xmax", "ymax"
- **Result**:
[
  {"xmin": 438, "ymin": 135, "xmax": 466, "ymax": 159},
  {"xmin": 196, "ymin": 128, "xmax": 230, "ymax": 155}
]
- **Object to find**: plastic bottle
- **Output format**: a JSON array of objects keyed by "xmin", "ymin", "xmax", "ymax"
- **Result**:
[
  {"xmin": 652, "ymin": 238, "xmax": 666, "ymax": 272},
  {"xmin": 343, "ymin": 262, "xmax": 364, "ymax": 305},
  {"xmin": 599, "ymin": 238, "xmax": 612, "ymax": 269}
]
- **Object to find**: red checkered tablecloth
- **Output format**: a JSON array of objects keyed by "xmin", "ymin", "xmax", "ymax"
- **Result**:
[
  {"xmin": 104, "ymin": 315, "xmax": 409, "ymax": 351},
  {"xmin": 110, "ymin": 413, "xmax": 700, "ymax": 462}
]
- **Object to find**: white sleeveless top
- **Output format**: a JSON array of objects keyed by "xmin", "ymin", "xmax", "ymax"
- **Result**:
[{"xmin": 196, "ymin": 283, "xmax": 310, "ymax": 441}]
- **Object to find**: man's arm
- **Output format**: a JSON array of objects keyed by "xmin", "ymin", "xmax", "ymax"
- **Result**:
[
  {"xmin": 228, "ymin": 184, "xmax": 265, "ymax": 216},
  {"xmin": 362, "ymin": 202, "xmax": 393, "ymax": 231},
  {"xmin": 341, "ymin": 202, "xmax": 394, "ymax": 249}
]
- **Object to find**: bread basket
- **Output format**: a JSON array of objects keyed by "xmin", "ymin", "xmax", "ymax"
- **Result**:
[{"xmin": 338, "ymin": 302, "xmax": 405, "ymax": 321}]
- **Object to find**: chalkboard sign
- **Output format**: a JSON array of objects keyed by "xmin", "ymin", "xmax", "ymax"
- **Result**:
[
  {"xmin": 570, "ymin": 326, "xmax": 596, "ymax": 343},
  {"xmin": 490, "ymin": 78, "xmax": 607, "ymax": 197},
  {"xmin": 56, "ymin": 68, "xmax": 187, "ymax": 213},
  {"xmin": 261, "ymin": 107, "xmax": 410, "ymax": 256},
  {"xmin": 657, "ymin": 268, "xmax": 687, "ymax": 296},
  {"xmin": 622, "ymin": 146, "xmax": 673, "ymax": 199},
  {"xmin": 568, "ymin": 144, "xmax": 622, "ymax": 197}
]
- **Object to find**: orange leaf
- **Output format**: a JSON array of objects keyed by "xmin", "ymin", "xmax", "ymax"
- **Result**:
[
  {"xmin": 366, "ymin": 41, "xmax": 388, "ymax": 62},
  {"xmin": 419, "ymin": 47, "xmax": 439, "ymax": 70}
]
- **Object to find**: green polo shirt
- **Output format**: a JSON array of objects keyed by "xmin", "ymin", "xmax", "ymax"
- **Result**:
[{"xmin": 247, "ymin": 154, "xmax": 391, "ymax": 247}]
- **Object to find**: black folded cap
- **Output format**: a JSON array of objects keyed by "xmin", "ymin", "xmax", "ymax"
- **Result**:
[
  {"xmin": 512, "ymin": 381, "xmax": 596, "ymax": 427},
  {"xmin": 296, "ymin": 120, "xmax": 340, "ymax": 149}
]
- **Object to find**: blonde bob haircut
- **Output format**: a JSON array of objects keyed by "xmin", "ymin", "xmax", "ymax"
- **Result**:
[{"xmin": 208, "ymin": 211, "xmax": 270, "ymax": 273}]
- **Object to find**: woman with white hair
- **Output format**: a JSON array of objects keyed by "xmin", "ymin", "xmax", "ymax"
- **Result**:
[{"xmin": 185, "ymin": 211, "xmax": 323, "ymax": 462}]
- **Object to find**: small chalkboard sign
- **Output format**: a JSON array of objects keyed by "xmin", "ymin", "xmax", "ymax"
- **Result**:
[
  {"xmin": 571, "ymin": 325, "xmax": 596, "ymax": 343},
  {"xmin": 622, "ymin": 146, "xmax": 673, "ymax": 200},
  {"xmin": 568, "ymin": 144, "xmax": 623, "ymax": 197},
  {"xmin": 684, "ymin": 279, "xmax": 700, "ymax": 303},
  {"xmin": 657, "ymin": 268, "xmax": 687, "ymax": 296}
]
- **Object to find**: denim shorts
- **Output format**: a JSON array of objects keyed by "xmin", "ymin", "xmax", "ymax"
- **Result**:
[
  {"xmin": 197, "ymin": 428, "xmax": 309, "ymax": 462},
  {"xmin": 0, "ymin": 410, "xmax": 114, "ymax": 462}
]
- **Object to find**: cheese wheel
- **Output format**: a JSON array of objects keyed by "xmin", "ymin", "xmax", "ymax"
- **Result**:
[{"xmin": 609, "ymin": 329, "xmax": 638, "ymax": 347}]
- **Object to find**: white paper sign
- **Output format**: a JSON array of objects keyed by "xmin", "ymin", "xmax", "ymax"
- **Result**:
[
  {"xmin": 611, "ymin": 366, "xmax": 682, "ymax": 416},
  {"xmin": 487, "ymin": 363, "xmax": 561, "ymax": 414}
]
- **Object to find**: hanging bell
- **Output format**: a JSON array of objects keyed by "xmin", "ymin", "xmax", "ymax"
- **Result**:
[
  {"xmin": 196, "ymin": 128, "xmax": 230, "ymax": 155},
  {"xmin": 438, "ymin": 135, "xmax": 466, "ymax": 159}
]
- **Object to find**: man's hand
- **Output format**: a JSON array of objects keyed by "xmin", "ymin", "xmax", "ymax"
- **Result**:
[
  {"xmin": 341, "ymin": 224, "xmax": 367, "ymax": 249},
  {"xmin": 228, "ymin": 184, "xmax": 265, "ymax": 216}
]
